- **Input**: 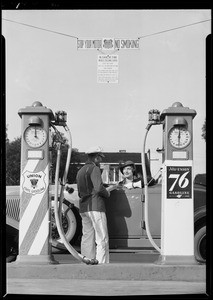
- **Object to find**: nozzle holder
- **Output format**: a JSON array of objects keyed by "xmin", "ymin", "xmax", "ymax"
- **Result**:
[{"xmin": 54, "ymin": 110, "xmax": 67, "ymax": 126}]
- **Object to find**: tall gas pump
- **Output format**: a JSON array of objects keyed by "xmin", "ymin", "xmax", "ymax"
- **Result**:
[
  {"xmin": 142, "ymin": 102, "xmax": 197, "ymax": 265},
  {"xmin": 158, "ymin": 102, "xmax": 197, "ymax": 264},
  {"xmin": 17, "ymin": 101, "xmax": 98, "ymax": 265},
  {"xmin": 17, "ymin": 101, "xmax": 56, "ymax": 264}
]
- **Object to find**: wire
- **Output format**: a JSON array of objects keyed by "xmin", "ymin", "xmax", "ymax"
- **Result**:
[
  {"xmin": 138, "ymin": 19, "xmax": 211, "ymax": 39},
  {"xmin": 2, "ymin": 17, "xmax": 211, "ymax": 42},
  {"xmin": 2, "ymin": 18, "xmax": 78, "ymax": 39}
]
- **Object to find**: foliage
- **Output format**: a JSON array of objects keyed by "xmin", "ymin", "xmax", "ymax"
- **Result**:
[
  {"xmin": 6, "ymin": 137, "xmax": 21, "ymax": 185},
  {"xmin": 51, "ymin": 145, "xmax": 81, "ymax": 184},
  {"xmin": 6, "ymin": 130, "xmax": 82, "ymax": 186},
  {"xmin": 201, "ymin": 119, "xmax": 206, "ymax": 141}
]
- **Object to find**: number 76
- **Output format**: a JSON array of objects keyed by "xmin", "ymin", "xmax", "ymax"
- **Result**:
[{"xmin": 168, "ymin": 171, "xmax": 190, "ymax": 191}]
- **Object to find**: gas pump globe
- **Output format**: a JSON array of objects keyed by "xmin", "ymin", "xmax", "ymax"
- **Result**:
[
  {"xmin": 161, "ymin": 102, "xmax": 196, "ymax": 162},
  {"xmin": 158, "ymin": 102, "xmax": 197, "ymax": 265}
]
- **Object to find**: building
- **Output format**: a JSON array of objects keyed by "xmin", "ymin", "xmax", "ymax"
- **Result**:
[{"xmin": 74, "ymin": 150, "xmax": 157, "ymax": 184}]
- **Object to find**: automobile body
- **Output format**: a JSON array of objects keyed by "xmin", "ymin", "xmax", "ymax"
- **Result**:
[{"xmin": 6, "ymin": 173, "xmax": 206, "ymax": 263}]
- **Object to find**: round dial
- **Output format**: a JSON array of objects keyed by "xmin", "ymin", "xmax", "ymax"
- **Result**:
[
  {"xmin": 24, "ymin": 126, "xmax": 47, "ymax": 148},
  {"xmin": 168, "ymin": 127, "xmax": 191, "ymax": 149}
]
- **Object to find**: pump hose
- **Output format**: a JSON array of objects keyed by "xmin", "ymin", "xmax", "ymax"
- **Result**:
[
  {"xmin": 142, "ymin": 126, "xmax": 161, "ymax": 253},
  {"xmin": 53, "ymin": 125, "xmax": 98, "ymax": 265},
  {"xmin": 58, "ymin": 125, "xmax": 72, "ymax": 227}
]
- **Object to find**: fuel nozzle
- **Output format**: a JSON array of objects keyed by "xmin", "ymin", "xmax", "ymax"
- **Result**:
[
  {"xmin": 148, "ymin": 109, "xmax": 161, "ymax": 124},
  {"xmin": 54, "ymin": 111, "xmax": 67, "ymax": 126},
  {"xmin": 146, "ymin": 109, "xmax": 161, "ymax": 130}
]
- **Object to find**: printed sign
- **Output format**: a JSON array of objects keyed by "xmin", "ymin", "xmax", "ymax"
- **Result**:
[
  {"xmin": 77, "ymin": 38, "xmax": 139, "ymax": 50},
  {"xmin": 22, "ymin": 171, "xmax": 47, "ymax": 194},
  {"xmin": 97, "ymin": 55, "xmax": 118, "ymax": 83},
  {"xmin": 167, "ymin": 166, "xmax": 192, "ymax": 199}
]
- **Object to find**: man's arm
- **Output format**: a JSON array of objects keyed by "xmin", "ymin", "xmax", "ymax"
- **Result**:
[
  {"xmin": 91, "ymin": 166, "xmax": 110, "ymax": 198},
  {"xmin": 106, "ymin": 185, "xmax": 119, "ymax": 193}
]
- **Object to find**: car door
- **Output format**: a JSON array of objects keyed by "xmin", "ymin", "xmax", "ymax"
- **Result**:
[
  {"xmin": 106, "ymin": 188, "xmax": 143, "ymax": 239},
  {"xmin": 141, "ymin": 184, "xmax": 161, "ymax": 237}
]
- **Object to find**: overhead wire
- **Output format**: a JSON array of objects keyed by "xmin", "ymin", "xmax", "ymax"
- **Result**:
[
  {"xmin": 138, "ymin": 19, "xmax": 211, "ymax": 39},
  {"xmin": 2, "ymin": 18, "xmax": 78, "ymax": 39},
  {"xmin": 2, "ymin": 17, "xmax": 211, "ymax": 41}
]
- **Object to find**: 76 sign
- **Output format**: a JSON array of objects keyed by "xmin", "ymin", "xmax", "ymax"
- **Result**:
[{"xmin": 167, "ymin": 166, "xmax": 192, "ymax": 199}]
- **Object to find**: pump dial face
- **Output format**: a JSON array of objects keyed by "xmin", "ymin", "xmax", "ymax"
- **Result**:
[
  {"xmin": 168, "ymin": 127, "xmax": 191, "ymax": 149},
  {"xmin": 24, "ymin": 126, "xmax": 47, "ymax": 148}
]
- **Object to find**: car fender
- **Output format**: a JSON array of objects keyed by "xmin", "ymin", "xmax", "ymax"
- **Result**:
[
  {"xmin": 6, "ymin": 216, "xmax": 19, "ymax": 230},
  {"xmin": 194, "ymin": 205, "xmax": 206, "ymax": 224}
]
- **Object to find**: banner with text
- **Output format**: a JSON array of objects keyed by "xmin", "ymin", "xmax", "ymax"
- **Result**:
[{"xmin": 78, "ymin": 38, "xmax": 139, "ymax": 50}]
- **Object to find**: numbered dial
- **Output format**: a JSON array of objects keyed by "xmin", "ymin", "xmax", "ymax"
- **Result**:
[
  {"xmin": 168, "ymin": 127, "xmax": 191, "ymax": 149},
  {"xmin": 24, "ymin": 126, "xmax": 47, "ymax": 148}
]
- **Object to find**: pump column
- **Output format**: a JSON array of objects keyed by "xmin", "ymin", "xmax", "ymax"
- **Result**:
[
  {"xmin": 157, "ymin": 102, "xmax": 197, "ymax": 265},
  {"xmin": 16, "ymin": 101, "xmax": 57, "ymax": 264}
]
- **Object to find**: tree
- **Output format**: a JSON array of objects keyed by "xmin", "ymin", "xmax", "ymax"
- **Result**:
[
  {"xmin": 51, "ymin": 145, "xmax": 81, "ymax": 184},
  {"xmin": 6, "ymin": 137, "xmax": 21, "ymax": 185},
  {"xmin": 201, "ymin": 119, "xmax": 206, "ymax": 141},
  {"xmin": 6, "ymin": 131, "xmax": 81, "ymax": 185}
]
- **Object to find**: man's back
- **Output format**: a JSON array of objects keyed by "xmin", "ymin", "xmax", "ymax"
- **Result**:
[{"xmin": 77, "ymin": 161, "xmax": 109, "ymax": 213}]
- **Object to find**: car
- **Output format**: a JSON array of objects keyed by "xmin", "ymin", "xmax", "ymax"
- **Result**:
[{"xmin": 6, "ymin": 173, "xmax": 206, "ymax": 263}]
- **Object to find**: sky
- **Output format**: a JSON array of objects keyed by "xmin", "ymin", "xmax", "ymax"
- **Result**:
[{"xmin": 2, "ymin": 9, "xmax": 211, "ymax": 176}]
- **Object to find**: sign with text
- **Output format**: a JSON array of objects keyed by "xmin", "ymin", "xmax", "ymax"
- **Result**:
[
  {"xmin": 77, "ymin": 38, "xmax": 139, "ymax": 50},
  {"xmin": 167, "ymin": 166, "xmax": 192, "ymax": 199},
  {"xmin": 22, "ymin": 170, "xmax": 47, "ymax": 194},
  {"xmin": 97, "ymin": 55, "xmax": 118, "ymax": 83}
]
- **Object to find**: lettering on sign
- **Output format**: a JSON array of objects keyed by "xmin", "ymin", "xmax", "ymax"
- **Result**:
[
  {"xmin": 22, "ymin": 171, "xmax": 47, "ymax": 194},
  {"xmin": 167, "ymin": 166, "xmax": 192, "ymax": 199},
  {"xmin": 97, "ymin": 55, "xmax": 118, "ymax": 83},
  {"xmin": 77, "ymin": 38, "xmax": 140, "ymax": 50}
]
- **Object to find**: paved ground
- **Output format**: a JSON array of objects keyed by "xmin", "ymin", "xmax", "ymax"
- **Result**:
[
  {"xmin": 4, "ymin": 251, "xmax": 207, "ymax": 297},
  {"xmin": 5, "ymin": 278, "xmax": 206, "ymax": 296}
]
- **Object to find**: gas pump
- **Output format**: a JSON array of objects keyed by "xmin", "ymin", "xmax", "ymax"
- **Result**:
[
  {"xmin": 17, "ymin": 101, "xmax": 56, "ymax": 264},
  {"xmin": 142, "ymin": 102, "xmax": 197, "ymax": 265},
  {"xmin": 17, "ymin": 101, "xmax": 98, "ymax": 265}
]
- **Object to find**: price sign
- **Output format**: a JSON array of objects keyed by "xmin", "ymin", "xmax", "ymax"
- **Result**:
[{"xmin": 167, "ymin": 166, "xmax": 192, "ymax": 199}]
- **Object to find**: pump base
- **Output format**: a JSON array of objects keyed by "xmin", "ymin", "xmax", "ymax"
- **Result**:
[
  {"xmin": 15, "ymin": 254, "xmax": 59, "ymax": 265},
  {"xmin": 155, "ymin": 255, "xmax": 199, "ymax": 265}
]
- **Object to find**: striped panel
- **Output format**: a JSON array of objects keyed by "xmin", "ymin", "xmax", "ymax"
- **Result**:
[
  {"xmin": 19, "ymin": 157, "xmax": 50, "ymax": 255},
  {"xmin": 28, "ymin": 206, "xmax": 49, "ymax": 255},
  {"xmin": 19, "ymin": 191, "xmax": 44, "ymax": 246}
]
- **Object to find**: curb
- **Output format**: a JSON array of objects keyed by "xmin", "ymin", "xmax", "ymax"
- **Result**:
[{"xmin": 7, "ymin": 262, "xmax": 206, "ymax": 282}]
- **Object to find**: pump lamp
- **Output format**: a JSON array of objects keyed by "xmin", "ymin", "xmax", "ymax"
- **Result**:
[
  {"xmin": 28, "ymin": 116, "xmax": 43, "ymax": 126},
  {"xmin": 172, "ymin": 117, "xmax": 187, "ymax": 127}
]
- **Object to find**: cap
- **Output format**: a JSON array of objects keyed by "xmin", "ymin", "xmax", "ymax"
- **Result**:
[
  {"xmin": 120, "ymin": 160, "xmax": 136, "ymax": 174},
  {"xmin": 86, "ymin": 146, "xmax": 105, "ymax": 157}
]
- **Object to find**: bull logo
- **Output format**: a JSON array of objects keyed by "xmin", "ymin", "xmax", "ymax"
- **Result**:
[{"xmin": 30, "ymin": 179, "xmax": 38, "ymax": 189}]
